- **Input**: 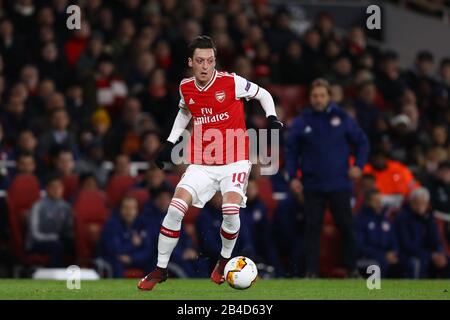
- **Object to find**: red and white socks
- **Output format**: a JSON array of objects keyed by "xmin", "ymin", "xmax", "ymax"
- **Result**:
[
  {"xmin": 157, "ymin": 198, "xmax": 188, "ymax": 269},
  {"xmin": 220, "ymin": 203, "xmax": 241, "ymax": 259}
]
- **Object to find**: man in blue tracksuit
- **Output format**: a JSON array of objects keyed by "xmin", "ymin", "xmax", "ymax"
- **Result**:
[
  {"xmin": 356, "ymin": 189, "xmax": 400, "ymax": 277},
  {"xmin": 285, "ymin": 78, "xmax": 369, "ymax": 277}
]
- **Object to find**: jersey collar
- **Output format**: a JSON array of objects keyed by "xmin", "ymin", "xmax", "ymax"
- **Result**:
[{"xmin": 194, "ymin": 69, "xmax": 217, "ymax": 92}]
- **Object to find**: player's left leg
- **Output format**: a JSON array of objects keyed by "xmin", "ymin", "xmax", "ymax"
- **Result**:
[
  {"xmin": 211, "ymin": 191, "xmax": 243, "ymax": 284},
  {"xmin": 210, "ymin": 160, "xmax": 251, "ymax": 284}
]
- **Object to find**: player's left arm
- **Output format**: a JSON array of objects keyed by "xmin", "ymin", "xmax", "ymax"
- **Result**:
[{"xmin": 234, "ymin": 74, "xmax": 283, "ymax": 130}]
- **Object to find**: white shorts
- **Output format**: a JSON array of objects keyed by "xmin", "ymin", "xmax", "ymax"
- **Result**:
[{"xmin": 176, "ymin": 160, "xmax": 252, "ymax": 208}]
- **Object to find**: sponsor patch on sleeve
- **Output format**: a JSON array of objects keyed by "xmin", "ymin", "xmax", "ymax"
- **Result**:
[{"xmin": 245, "ymin": 80, "xmax": 251, "ymax": 92}]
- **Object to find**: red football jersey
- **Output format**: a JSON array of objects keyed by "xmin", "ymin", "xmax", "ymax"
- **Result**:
[{"xmin": 179, "ymin": 70, "xmax": 259, "ymax": 165}]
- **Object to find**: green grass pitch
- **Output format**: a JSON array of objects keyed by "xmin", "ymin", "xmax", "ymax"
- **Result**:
[{"xmin": 0, "ymin": 279, "xmax": 449, "ymax": 300}]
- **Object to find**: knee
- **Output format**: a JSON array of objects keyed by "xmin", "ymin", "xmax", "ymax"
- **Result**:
[{"xmin": 166, "ymin": 198, "xmax": 189, "ymax": 222}]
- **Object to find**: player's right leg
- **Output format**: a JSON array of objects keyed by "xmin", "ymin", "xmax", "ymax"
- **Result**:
[{"xmin": 137, "ymin": 187, "xmax": 192, "ymax": 291}]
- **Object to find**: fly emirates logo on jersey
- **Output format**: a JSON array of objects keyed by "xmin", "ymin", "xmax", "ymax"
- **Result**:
[{"xmin": 193, "ymin": 107, "xmax": 230, "ymax": 125}]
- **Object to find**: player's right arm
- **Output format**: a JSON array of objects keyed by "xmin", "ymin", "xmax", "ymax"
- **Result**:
[{"xmin": 155, "ymin": 86, "xmax": 192, "ymax": 169}]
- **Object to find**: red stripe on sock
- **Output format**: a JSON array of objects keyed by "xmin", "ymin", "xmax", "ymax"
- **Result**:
[
  {"xmin": 220, "ymin": 228, "xmax": 239, "ymax": 240},
  {"xmin": 170, "ymin": 201, "xmax": 187, "ymax": 214},
  {"xmin": 172, "ymin": 199, "xmax": 188, "ymax": 211},
  {"xmin": 160, "ymin": 226, "xmax": 181, "ymax": 238},
  {"xmin": 222, "ymin": 211, "xmax": 239, "ymax": 215}
]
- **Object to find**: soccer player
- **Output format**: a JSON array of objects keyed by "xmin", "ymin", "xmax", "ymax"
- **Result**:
[{"xmin": 138, "ymin": 35, "xmax": 282, "ymax": 290}]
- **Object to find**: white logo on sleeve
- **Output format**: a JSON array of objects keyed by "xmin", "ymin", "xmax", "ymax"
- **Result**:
[
  {"xmin": 189, "ymin": 98, "xmax": 195, "ymax": 104},
  {"xmin": 331, "ymin": 116, "xmax": 341, "ymax": 126}
]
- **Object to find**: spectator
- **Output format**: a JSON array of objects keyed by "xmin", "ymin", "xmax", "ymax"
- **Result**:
[
  {"xmin": 14, "ymin": 130, "xmax": 38, "ymax": 158},
  {"xmin": 279, "ymin": 39, "xmax": 306, "ymax": 84},
  {"xmin": 375, "ymin": 51, "xmax": 405, "ymax": 109},
  {"xmin": 135, "ymin": 166, "xmax": 172, "ymax": 196},
  {"xmin": 1, "ymin": 88, "xmax": 31, "ymax": 144},
  {"xmin": 403, "ymin": 50, "xmax": 437, "ymax": 96},
  {"xmin": 97, "ymin": 196, "xmax": 153, "ymax": 278},
  {"xmin": 356, "ymin": 189, "xmax": 400, "ymax": 277},
  {"xmin": 77, "ymin": 139, "xmax": 109, "ymax": 187},
  {"xmin": 130, "ymin": 131, "xmax": 161, "ymax": 163},
  {"xmin": 364, "ymin": 148, "xmax": 421, "ymax": 207},
  {"xmin": 353, "ymin": 80, "xmax": 382, "ymax": 137},
  {"xmin": 106, "ymin": 97, "xmax": 142, "ymax": 158},
  {"xmin": 395, "ymin": 187, "xmax": 450, "ymax": 278},
  {"xmin": 37, "ymin": 108, "xmax": 78, "ymax": 163},
  {"xmin": 325, "ymin": 55, "xmax": 354, "ymax": 89},
  {"xmin": 26, "ymin": 175, "xmax": 74, "ymax": 267},
  {"xmin": 113, "ymin": 154, "xmax": 132, "ymax": 177},
  {"xmin": 427, "ymin": 161, "xmax": 450, "ymax": 215},
  {"xmin": 94, "ymin": 53, "xmax": 128, "ymax": 118},
  {"xmin": 78, "ymin": 172, "xmax": 100, "ymax": 191},
  {"xmin": 15, "ymin": 152, "xmax": 37, "ymax": 176}
]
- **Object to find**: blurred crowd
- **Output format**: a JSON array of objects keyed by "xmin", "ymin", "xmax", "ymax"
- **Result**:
[{"xmin": 0, "ymin": 0, "xmax": 449, "ymax": 278}]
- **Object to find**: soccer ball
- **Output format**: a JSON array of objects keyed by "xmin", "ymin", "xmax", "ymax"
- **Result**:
[{"xmin": 224, "ymin": 256, "xmax": 258, "ymax": 290}]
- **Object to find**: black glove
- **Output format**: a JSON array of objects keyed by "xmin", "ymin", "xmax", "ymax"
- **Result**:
[
  {"xmin": 267, "ymin": 115, "xmax": 283, "ymax": 130},
  {"xmin": 155, "ymin": 141, "xmax": 175, "ymax": 169}
]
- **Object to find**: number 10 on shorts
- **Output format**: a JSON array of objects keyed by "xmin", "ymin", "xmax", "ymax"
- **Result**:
[{"xmin": 232, "ymin": 172, "xmax": 247, "ymax": 184}]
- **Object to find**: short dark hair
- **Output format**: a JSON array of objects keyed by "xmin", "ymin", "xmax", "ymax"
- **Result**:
[
  {"xmin": 187, "ymin": 35, "xmax": 217, "ymax": 58},
  {"xmin": 416, "ymin": 50, "xmax": 434, "ymax": 62},
  {"xmin": 310, "ymin": 78, "xmax": 331, "ymax": 95},
  {"xmin": 364, "ymin": 188, "xmax": 380, "ymax": 205},
  {"xmin": 44, "ymin": 173, "xmax": 62, "ymax": 186}
]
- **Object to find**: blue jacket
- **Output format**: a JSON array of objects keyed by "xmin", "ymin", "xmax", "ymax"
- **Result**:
[
  {"xmin": 285, "ymin": 102, "xmax": 369, "ymax": 192},
  {"xmin": 395, "ymin": 205, "xmax": 444, "ymax": 259},
  {"xmin": 97, "ymin": 213, "xmax": 154, "ymax": 265},
  {"xmin": 355, "ymin": 206, "xmax": 398, "ymax": 261}
]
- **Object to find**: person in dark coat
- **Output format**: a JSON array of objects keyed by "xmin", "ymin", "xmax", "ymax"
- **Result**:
[
  {"xmin": 395, "ymin": 187, "xmax": 450, "ymax": 278},
  {"xmin": 285, "ymin": 78, "xmax": 369, "ymax": 277},
  {"xmin": 355, "ymin": 189, "xmax": 400, "ymax": 277},
  {"xmin": 97, "ymin": 196, "xmax": 153, "ymax": 278}
]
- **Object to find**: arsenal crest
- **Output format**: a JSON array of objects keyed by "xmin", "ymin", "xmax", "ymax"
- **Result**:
[{"xmin": 215, "ymin": 90, "xmax": 226, "ymax": 103}]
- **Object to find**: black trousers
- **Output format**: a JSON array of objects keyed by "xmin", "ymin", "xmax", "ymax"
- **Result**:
[{"xmin": 303, "ymin": 190, "xmax": 357, "ymax": 275}]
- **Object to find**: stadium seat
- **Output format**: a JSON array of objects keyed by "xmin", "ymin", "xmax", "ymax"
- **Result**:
[
  {"xmin": 125, "ymin": 188, "xmax": 150, "ymax": 211},
  {"xmin": 73, "ymin": 190, "xmax": 110, "ymax": 267},
  {"xmin": 106, "ymin": 175, "xmax": 135, "ymax": 208},
  {"xmin": 61, "ymin": 174, "xmax": 79, "ymax": 202},
  {"xmin": 6, "ymin": 174, "xmax": 47, "ymax": 264},
  {"xmin": 266, "ymin": 85, "xmax": 308, "ymax": 118},
  {"xmin": 256, "ymin": 177, "xmax": 278, "ymax": 220},
  {"xmin": 165, "ymin": 174, "xmax": 181, "ymax": 188}
]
